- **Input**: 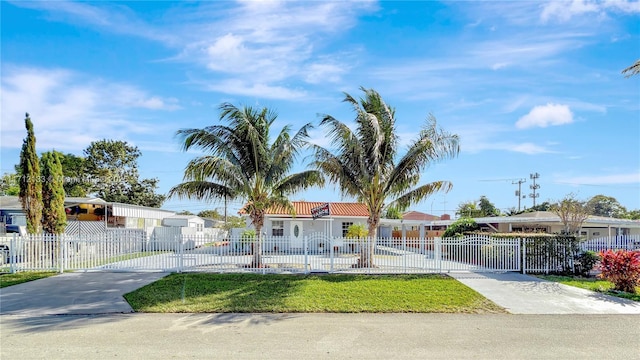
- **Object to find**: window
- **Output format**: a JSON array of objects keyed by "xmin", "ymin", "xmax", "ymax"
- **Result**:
[
  {"xmin": 342, "ymin": 222, "xmax": 353, "ymax": 237},
  {"xmin": 272, "ymin": 220, "xmax": 284, "ymax": 236}
]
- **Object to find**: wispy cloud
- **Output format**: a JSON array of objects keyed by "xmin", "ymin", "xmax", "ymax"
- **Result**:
[
  {"xmin": 1, "ymin": 65, "xmax": 179, "ymax": 151},
  {"xmin": 14, "ymin": 1, "xmax": 377, "ymax": 98},
  {"xmin": 541, "ymin": 0, "xmax": 640, "ymax": 23},
  {"xmin": 516, "ymin": 103, "xmax": 574, "ymax": 129},
  {"xmin": 555, "ymin": 172, "xmax": 640, "ymax": 185},
  {"xmin": 451, "ymin": 122, "xmax": 555, "ymax": 155}
]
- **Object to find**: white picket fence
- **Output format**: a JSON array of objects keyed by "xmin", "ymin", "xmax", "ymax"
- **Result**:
[{"xmin": 1, "ymin": 233, "xmax": 638, "ymax": 274}]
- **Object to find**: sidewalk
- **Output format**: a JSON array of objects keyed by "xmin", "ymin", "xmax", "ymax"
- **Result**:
[{"xmin": 448, "ymin": 271, "xmax": 640, "ymax": 314}]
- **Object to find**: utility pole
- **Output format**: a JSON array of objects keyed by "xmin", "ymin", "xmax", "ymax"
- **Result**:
[
  {"xmin": 512, "ymin": 178, "xmax": 527, "ymax": 212},
  {"xmin": 529, "ymin": 173, "xmax": 540, "ymax": 207}
]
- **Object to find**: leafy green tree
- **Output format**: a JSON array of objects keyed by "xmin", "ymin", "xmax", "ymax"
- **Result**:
[
  {"xmin": 551, "ymin": 193, "xmax": 590, "ymax": 235},
  {"xmin": 177, "ymin": 210, "xmax": 195, "ymax": 215},
  {"xmin": 586, "ymin": 195, "xmax": 627, "ymax": 218},
  {"xmin": 456, "ymin": 201, "xmax": 482, "ymax": 218},
  {"xmin": 443, "ymin": 217, "xmax": 479, "ymax": 237},
  {"xmin": 478, "ymin": 196, "xmax": 500, "ymax": 217},
  {"xmin": 169, "ymin": 103, "xmax": 324, "ymax": 267},
  {"xmin": 622, "ymin": 59, "xmax": 640, "ymax": 78},
  {"xmin": 41, "ymin": 151, "xmax": 67, "ymax": 234},
  {"xmin": 311, "ymin": 87, "xmax": 459, "ymax": 267},
  {"xmin": 19, "ymin": 113, "xmax": 43, "ymax": 234},
  {"xmin": 198, "ymin": 209, "xmax": 222, "ymax": 219},
  {"xmin": 83, "ymin": 140, "xmax": 165, "ymax": 207},
  {"xmin": 346, "ymin": 223, "xmax": 368, "ymax": 239},
  {"xmin": 457, "ymin": 196, "xmax": 500, "ymax": 217},
  {"xmin": 625, "ymin": 209, "xmax": 640, "ymax": 220},
  {"xmin": 56, "ymin": 151, "xmax": 90, "ymax": 197},
  {"xmin": 0, "ymin": 173, "xmax": 20, "ymax": 196},
  {"xmin": 384, "ymin": 206, "xmax": 402, "ymax": 219},
  {"xmin": 223, "ymin": 215, "xmax": 247, "ymax": 230}
]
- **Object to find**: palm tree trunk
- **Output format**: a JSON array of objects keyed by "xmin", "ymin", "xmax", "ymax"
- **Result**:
[
  {"xmin": 356, "ymin": 225, "xmax": 377, "ymax": 268},
  {"xmin": 251, "ymin": 225, "xmax": 264, "ymax": 268}
]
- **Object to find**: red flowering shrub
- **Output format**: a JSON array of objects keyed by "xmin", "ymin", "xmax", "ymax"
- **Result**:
[{"xmin": 598, "ymin": 250, "xmax": 640, "ymax": 294}]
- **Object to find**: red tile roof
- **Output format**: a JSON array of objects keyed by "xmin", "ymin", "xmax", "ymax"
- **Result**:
[
  {"xmin": 402, "ymin": 211, "xmax": 439, "ymax": 221},
  {"xmin": 241, "ymin": 201, "xmax": 369, "ymax": 217}
]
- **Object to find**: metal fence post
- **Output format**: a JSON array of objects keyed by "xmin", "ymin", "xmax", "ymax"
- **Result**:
[
  {"xmin": 435, "ymin": 237, "xmax": 442, "ymax": 273},
  {"xmin": 330, "ymin": 237, "xmax": 334, "ymax": 273},
  {"xmin": 58, "ymin": 234, "xmax": 64, "ymax": 273},
  {"xmin": 521, "ymin": 238, "xmax": 526, "ymax": 275},
  {"xmin": 177, "ymin": 235, "xmax": 183, "ymax": 273},
  {"xmin": 10, "ymin": 233, "xmax": 16, "ymax": 274},
  {"xmin": 402, "ymin": 235, "xmax": 407, "ymax": 274},
  {"xmin": 304, "ymin": 236, "xmax": 309, "ymax": 274}
]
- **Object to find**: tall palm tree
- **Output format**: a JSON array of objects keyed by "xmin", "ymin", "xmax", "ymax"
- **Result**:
[
  {"xmin": 169, "ymin": 103, "xmax": 323, "ymax": 267},
  {"xmin": 622, "ymin": 59, "xmax": 640, "ymax": 78},
  {"xmin": 311, "ymin": 87, "xmax": 459, "ymax": 267}
]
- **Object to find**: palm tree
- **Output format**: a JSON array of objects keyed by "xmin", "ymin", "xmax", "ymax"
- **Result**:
[
  {"xmin": 622, "ymin": 59, "xmax": 640, "ymax": 78},
  {"xmin": 311, "ymin": 87, "xmax": 459, "ymax": 267},
  {"xmin": 169, "ymin": 103, "xmax": 323, "ymax": 267}
]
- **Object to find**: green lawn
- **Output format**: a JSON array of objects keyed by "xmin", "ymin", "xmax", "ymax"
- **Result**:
[
  {"xmin": 0, "ymin": 271, "xmax": 58, "ymax": 288},
  {"xmin": 125, "ymin": 273, "xmax": 505, "ymax": 313},
  {"xmin": 537, "ymin": 275, "xmax": 640, "ymax": 302}
]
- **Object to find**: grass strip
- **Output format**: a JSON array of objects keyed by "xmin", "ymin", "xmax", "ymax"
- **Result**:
[
  {"xmin": 537, "ymin": 275, "xmax": 640, "ymax": 302},
  {"xmin": 125, "ymin": 273, "xmax": 505, "ymax": 313},
  {"xmin": 0, "ymin": 271, "xmax": 58, "ymax": 288}
]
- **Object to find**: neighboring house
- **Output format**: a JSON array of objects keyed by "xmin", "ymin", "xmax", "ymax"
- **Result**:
[
  {"xmin": 106, "ymin": 202, "xmax": 175, "ymax": 231},
  {"xmin": 0, "ymin": 195, "xmax": 177, "ymax": 234},
  {"xmin": 425, "ymin": 211, "xmax": 640, "ymax": 239},
  {"xmin": 162, "ymin": 215, "xmax": 205, "ymax": 232},
  {"xmin": 240, "ymin": 201, "xmax": 370, "ymax": 248}
]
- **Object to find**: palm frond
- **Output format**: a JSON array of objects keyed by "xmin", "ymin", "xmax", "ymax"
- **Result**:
[
  {"xmin": 391, "ymin": 181, "xmax": 453, "ymax": 210},
  {"xmin": 167, "ymin": 181, "xmax": 233, "ymax": 201}
]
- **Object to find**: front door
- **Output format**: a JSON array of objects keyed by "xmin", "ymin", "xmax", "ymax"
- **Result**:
[{"xmin": 290, "ymin": 221, "xmax": 303, "ymax": 249}]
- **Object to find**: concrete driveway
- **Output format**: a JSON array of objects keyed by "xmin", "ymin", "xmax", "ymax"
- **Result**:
[
  {"xmin": 0, "ymin": 272, "xmax": 167, "ymax": 315},
  {"xmin": 449, "ymin": 272, "xmax": 640, "ymax": 314}
]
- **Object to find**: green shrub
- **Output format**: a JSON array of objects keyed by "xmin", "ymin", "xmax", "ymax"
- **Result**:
[
  {"xmin": 346, "ymin": 223, "xmax": 368, "ymax": 239},
  {"xmin": 443, "ymin": 217, "xmax": 479, "ymax": 238},
  {"xmin": 240, "ymin": 229, "xmax": 256, "ymax": 242},
  {"xmin": 574, "ymin": 250, "xmax": 600, "ymax": 277}
]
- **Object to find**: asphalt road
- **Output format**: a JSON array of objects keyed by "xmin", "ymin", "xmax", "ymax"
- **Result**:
[{"xmin": 1, "ymin": 313, "xmax": 639, "ymax": 359}]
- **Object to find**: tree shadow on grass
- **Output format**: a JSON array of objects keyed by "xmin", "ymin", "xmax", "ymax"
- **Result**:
[{"xmin": 125, "ymin": 273, "xmax": 307, "ymax": 313}]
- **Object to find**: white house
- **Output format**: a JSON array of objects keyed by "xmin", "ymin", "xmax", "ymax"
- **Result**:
[
  {"xmin": 240, "ymin": 201, "xmax": 370, "ymax": 249},
  {"xmin": 162, "ymin": 215, "xmax": 205, "ymax": 232}
]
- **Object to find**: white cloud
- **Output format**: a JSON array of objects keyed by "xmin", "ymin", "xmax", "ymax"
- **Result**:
[
  {"xmin": 515, "ymin": 103, "xmax": 574, "ymax": 129},
  {"xmin": 204, "ymin": 80, "xmax": 307, "ymax": 100},
  {"xmin": 555, "ymin": 172, "xmax": 640, "ymax": 185},
  {"xmin": 12, "ymin": 1, "xmax": 376, "ymax": 98},
  {"xmin": 0, "ymin": 66, "xmax": 179, "ymax": 151},
  {"xmin": 541, "ymin": 0, "xmax": 640, "ymax": 23}
]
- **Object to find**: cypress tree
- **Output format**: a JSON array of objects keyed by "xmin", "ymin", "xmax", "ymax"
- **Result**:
[
  {"xmin": 41, "ymin": 151, "xmax": 67, "ymax": 234},
  {"xmin": 18, "ymin": 113, "xmax": 43, "ymax": 234}
]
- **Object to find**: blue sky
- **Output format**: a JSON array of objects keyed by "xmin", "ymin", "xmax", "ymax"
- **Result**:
[{"xmin": 1, "ymin": 0, "xmax": 639, "ymax": 217}]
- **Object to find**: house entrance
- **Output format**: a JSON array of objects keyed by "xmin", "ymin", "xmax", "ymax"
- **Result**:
[{"xmin": 290, "ymin": 221, "xmax": 303, "ymax": 249}]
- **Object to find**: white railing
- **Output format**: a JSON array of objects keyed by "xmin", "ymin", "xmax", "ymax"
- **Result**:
[
  {"xmin": 3, "ymin": 232, "xmax": 637, "ymax": 274},
  {"xmin": 1, "ymin": 233, "xmax": 522, "ymax": 274},
  {"xmin": 580, "ymin": 235, "xmax": 640, "ymax": 252}
]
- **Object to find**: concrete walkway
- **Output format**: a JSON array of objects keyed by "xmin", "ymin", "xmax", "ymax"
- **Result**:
[
  {"xmin": 0, "ymin": 272, "xmax": 167, "ymax": 315},
  {"xmin": 448, "ymin": 271, "xmax": 640, "ymax": 314}
]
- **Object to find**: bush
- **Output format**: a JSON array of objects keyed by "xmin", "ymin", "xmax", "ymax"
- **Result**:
[
  {"xmin": 598, "ymin": 250, "xmax": 640, "ymax": 293},
  {"xmin": 574, "ymin": 250, "xmax": 600, "ymax": 277},
  {"xmin": 346, "ymin": 223, "xmax": 368, "ymax": 239},
  {"xmin": 443, "ymin": 218, "xmax": 479, "ymax": 238},
  {"xmin": 240, "ymin": 229, "xmax": 256, "ymax": 243}
]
